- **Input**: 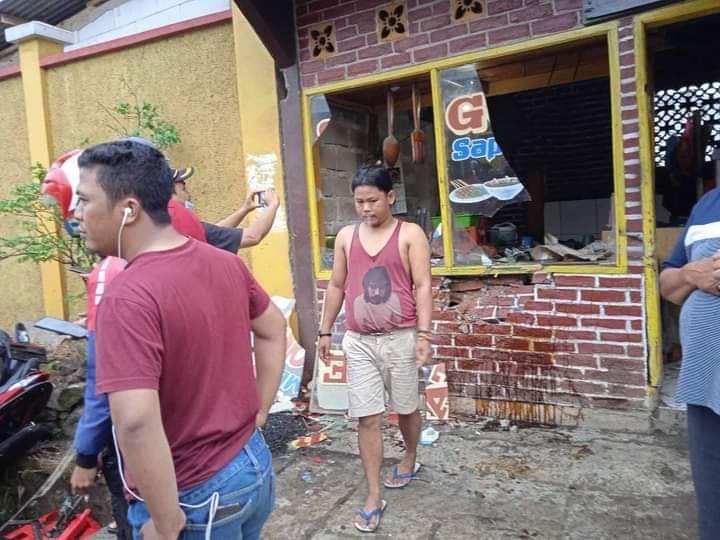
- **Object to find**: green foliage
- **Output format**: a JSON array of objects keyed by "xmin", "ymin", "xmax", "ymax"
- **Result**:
[
  {"xmin": 0, "ymin": 84, "xmax": 181, "ymax": 272},
  {"xmin": 0, "ymin": 164, "xmax": 97, "ymax": 269}
]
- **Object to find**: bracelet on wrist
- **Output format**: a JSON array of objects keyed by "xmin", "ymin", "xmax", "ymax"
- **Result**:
[{"xmin": 318, "ymin": 332, "xmax": 332, "ymax": 338}]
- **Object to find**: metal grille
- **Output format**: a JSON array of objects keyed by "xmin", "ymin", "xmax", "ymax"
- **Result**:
[{"xmin": 653, "ymin": 82, "xmax": 720, "ymax": 167}]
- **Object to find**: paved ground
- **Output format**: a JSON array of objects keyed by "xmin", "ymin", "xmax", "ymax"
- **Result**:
[{"xmin": 264, "ymin": 414, "xmax": 697, "ymax": 540}]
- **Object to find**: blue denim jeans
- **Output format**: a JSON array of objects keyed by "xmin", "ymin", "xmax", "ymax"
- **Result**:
[
  {"xmin": 127, "ymin": 430, "xmax": 274, "ymax": 539},
  {"xmin": 687, "ymin": 405, "xmax": 720, "ymax": 540}
]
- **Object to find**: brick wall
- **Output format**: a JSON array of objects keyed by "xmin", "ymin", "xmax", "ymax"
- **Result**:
[
  {"xmin": 305, "ymin": 7, "xmax": 652, "ymax": 422},
  {"xmin": 296, "ymin": 0, "xmax": 585, "ymax": 88}
]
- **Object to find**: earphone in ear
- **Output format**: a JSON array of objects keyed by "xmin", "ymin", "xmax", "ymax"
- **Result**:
[{"xmin": 123, "ymin": 207, "xmax": 132, "ymax": 217}]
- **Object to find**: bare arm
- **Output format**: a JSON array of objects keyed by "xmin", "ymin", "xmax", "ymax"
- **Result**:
[
  {"xmin": 109, "ymin": 389, "xmax": 185, "ymax": 538},
  {"xmin": 318, "ymin": 227, "xmax": 350, "ymax": 362},
  {"xmin": 251, "ymin": 302, "xmax": 287, "ymax": 426},
  {"xmin": 215, "ymin": 190, "xmax": 260, "ymax": 228},
  {"xmin": 240, "ymin": 190, "xmax": 281, "ymax": 248},
  {"xmin": 660, "ymin": 254, "xmax": 720, "ymax": 305},
  {"xmin": 406, "ymin": 224, "xmax": 433, "ymax": 366}
]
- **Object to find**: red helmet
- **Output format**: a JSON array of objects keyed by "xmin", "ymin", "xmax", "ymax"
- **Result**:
[{"xmin": 41, "ymin": 150, "xmax": 82, "ymax": 219}]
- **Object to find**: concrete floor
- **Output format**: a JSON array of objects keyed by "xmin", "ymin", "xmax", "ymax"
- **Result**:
[{"xmin": 264, "ymin": 415, "xmax": 697, "ymax": 540}]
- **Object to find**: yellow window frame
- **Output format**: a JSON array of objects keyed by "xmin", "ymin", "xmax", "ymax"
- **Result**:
[{"xmin": 302, "ymin": 22, "xmax": 627, "ymax": 280}]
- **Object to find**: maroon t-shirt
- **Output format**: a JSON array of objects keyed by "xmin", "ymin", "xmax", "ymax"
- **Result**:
[{"xmin": 96, "ymin": 239, "xmax": 270, "ymax": 490}]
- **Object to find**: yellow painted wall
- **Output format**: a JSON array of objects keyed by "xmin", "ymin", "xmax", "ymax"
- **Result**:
[
  {"xmin": 0, "ymin": 76, "xmax": 45, "ymax": 330},
  {"xmin": 44, "ymin": 22, "xmax": 245, "ymax": 313}
]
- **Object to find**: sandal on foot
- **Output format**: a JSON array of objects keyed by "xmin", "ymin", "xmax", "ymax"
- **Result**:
[
  {"xmin": 354, "ymin": 500, "xmax": 387, "ymax": 533},
  {"xmin": 384, "ymin": 462, "xmax": 421, "ymax": 489}
]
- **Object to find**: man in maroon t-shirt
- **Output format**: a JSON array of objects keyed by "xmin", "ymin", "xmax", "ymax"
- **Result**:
[{"xmin": 73, "ymin": 139, "xmax": 286, "ymax": 540}]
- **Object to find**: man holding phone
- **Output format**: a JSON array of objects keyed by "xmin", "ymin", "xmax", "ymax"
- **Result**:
[{"xmin": 172, "ymin": 168, "xmax": 280, "ymax": 253}]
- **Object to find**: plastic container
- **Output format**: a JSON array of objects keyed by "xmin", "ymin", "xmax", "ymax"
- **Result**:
[{"xmin": 431, "ymin": 214, "xmax": 480, "ymax": 230}]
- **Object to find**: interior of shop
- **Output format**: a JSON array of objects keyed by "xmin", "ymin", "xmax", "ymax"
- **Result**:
[
  {"xmin": 647, "ymin": 14, "xmax": 720, "ymax": 408},
  {"xmin": 313, "ymin": 36, "xmax": 617, "ymax": 269}
]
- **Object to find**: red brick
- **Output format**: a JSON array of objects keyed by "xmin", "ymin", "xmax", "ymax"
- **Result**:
[
  {"xmin": 630, "ymin": 320, "xmax": 643, "ymax": 331},
  {"xmin": 338, "ymin": 35, "xmax": 367, "ymax": 51},
  {"xmin": 511, "ymin": 351, "xmax": 553, "ymax": 365},
  {"xmin": 630, "ymin": 291, "xmax": 641, "ymax": 303},
  {"xmin": 586, "ymin": 396, "xmax": 640, "ymax": 410},
  {"xmin": 495, "ymin": 337, "xmax": 531, "ymax": 351},
  {"xmin": 354, "ymin": 0, "xmax": 385, "ymax": 10},
  {"xmin": 434, "ymin": 322, "xmax": 461, "ymax": 333},
  {"xmin": 432, "ymin": 310, "xmax": 457, "ymax": 321},
  {"xmin": 324, "ymin": 5, "xmax": 351, "ymax": 19},
  {"xmin": 348, "ymin": 58, "xmax": 378, "ymax": 75},
  {"xmin": 537, "ymin": 315, "xmax": 577, "ymax": 327},
  {"xmin": 509, "ymin": 4, "xmax": 553, "ymax": 22},
  {"xmin": 358, "ymin": 43, "xmax": 393, "ymax": 59},
  {"xmin": 626, "ymin": 345, "xmax": 645, "ymax": 357},
  {"xmin": 604, "ymin": 305, "xmax": 642, "ymax": 317},
  {"xmin": 555, "ymin": 329, "xmax": 596, "ymax": 341},
  {"xmin": 531, "ymin": 12, "xmax": 579, "ymax": 35},
  {"xmin": 317, "ymin": 67, "xmax": 347, "ymax": 83},
  {"xmin": 537, "ymin": 289, "xmax": 577, "ymax": 301},
  {"xmin": 431, "ymin": 24, "xmax": 468, "ymax": 43},
  {"xmin": 554, "ymin": 0, "xmax": 582, "ymax": 10},
  {"xmin": 473, "ymin": 349, "xmax": 512, "ymax": 362},
  {"xmin": 554, "ymin": 275, "xmax": 595, "ymax": 287},
  {"xmin": 601, "ymin": 332, "xmax": 642, "ymax": 343},
  {"xmin": 581, "ymin": 318, "xmax": 626, "ymax": 330},
  {"xmin": 581, "ymin": 290, "xmax": 627, "ymax": 303},
  {"xmin": 413, "ymin": 43, "xmax": 448, "ymax": 62},
  {"xmin": 578, "ymin": 343, "xmax": 624, "ymax": 355},
  {"xmin": 626, "ymin": 219, "xmax": 642, "ymax": 233},
  {"xmin": 557, "ymin": 303, "xmax": 601, "ymax": 315},
  {"xmin": 489, "ymin": 23, "xmax": 530, "ymax": 44},
  {"xmin": 598, "ymin": 277, "xmax": 642, "ymax": 288},
  {"xmin": 488, "ymin": 0, "xmax": 523, "ymax": 14},
  {"xmin": 455, "ymin": 334, "xmax": 494, "ymax": 347},
  {"xmin": 554, "ymin": 354, "xmax": 598, "ymax": 369},
  {"xmin": 297, "ymin": 12, "xmax": 324, "ymax": 27},
  {"xmin": 608, "ymin": 385, "xmax": 647, "ymax": 399},
  {"xmin": 335, "ymin": 25, "xmax": 358, "ymax": 41},
  {"xmin": 523, "ymin": 300, "xmax": 553, "ymax": 312},
  {"xmin": 408, "ymin": 5, "xmax": 433, "ymax": 19},
  {"xmin": 297, "ymin": 3, "xmax": 309, "ymax": 16},
  {"xmin": 534, "ymin": 341, "xmax": 576, "ymax": 353},
  {"xmin": 420, "ymin": 13, "xmax": 450, "ymax": 31},
  {"xmin": 325, "ymin": 51, "xmax": 358, "ymax": 67},
  {"xmin": 587, "ymin": 369, "xmax": 645, "ymax": 386},
  {"xmin": 393, "ymin": 33, "xmax": 430, "ymax": 52},
  {"xmin": 436, "ymin": 346, "xmax": 471, "ymax": 358},
  {"xmin": 506, "ymin": 312, "xmax": 535, "ymax": 325},
  {"xmin": 514, "ymin": 326, "xmax": 552, "ymax": 339},
  {"xmin": 302, "ymin": 74, "xmax": 318, "ymax": 88},
  {"xmin": 317, "ymin": 280, "xmax": 329, "ymax": 289},
  {"xmin": 447, "ymin": 370, "xmax": 478, "ymax": 385},
  {"xmin": 309, "ymin": 0, "xmax": 341, "ymax": 10},
  {"xmin": 600, "ymin": 357, "xmax": 644, "ymax": 371},
  {"xmin": 301, "ymin": 60, "xmax": 326, "ymax": 74}
]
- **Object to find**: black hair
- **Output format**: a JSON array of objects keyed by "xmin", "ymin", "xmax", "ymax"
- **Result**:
[
  {"xmin": 351, "ymin": 165, "xmax": 393, "ymax": 193},
  {"xmin": 78, "ymin": 140, "xmax": 173, "ymax": 225},
  {"xmin": 362, "ymin": 266, "xmax": 392, "ymax": 303}
]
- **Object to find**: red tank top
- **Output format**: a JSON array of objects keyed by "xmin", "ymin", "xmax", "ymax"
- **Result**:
[{"xmin": 344, "ymin": 220, "xmax": 417, "ymax": 334}]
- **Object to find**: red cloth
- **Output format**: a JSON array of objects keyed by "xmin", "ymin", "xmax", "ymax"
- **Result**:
[
  {"xmin": 95, "ymin": 239, "xmax": 270, "ymax": 490},
  {"xmin": 86, "ymin": 257, "xmax": 127, "ymax": 332},
  {"xmin": 344, "ymin": 220, "xmax": 417, "ymax": 334},
  {"xmin": 167, "ymin": 199, "xmax": 206, "ymax": 242}
]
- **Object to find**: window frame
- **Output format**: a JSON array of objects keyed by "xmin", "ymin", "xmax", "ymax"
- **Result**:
[{"xmin": 301, "ymin": 22, "xmax": 627, "ymax": 280}]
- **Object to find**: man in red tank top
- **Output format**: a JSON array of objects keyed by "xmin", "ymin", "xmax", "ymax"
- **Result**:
[{"xmin": 318, "ymin": 165, "xmax": 433, "ymax": 533}]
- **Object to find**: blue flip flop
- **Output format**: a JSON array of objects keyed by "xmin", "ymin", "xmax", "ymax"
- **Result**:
[
  {"xmin": 354, "ymin": 499, "xmax": 387, "ymax": 533},
  {"xmin": 384, "ymin": 462, "xmax": 421, "ymax": 489}
]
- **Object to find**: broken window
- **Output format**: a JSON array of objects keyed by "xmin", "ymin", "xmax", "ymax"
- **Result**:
[{"xmin": 305, "ymin": 34, "xmax": 620, "ymax": 274}]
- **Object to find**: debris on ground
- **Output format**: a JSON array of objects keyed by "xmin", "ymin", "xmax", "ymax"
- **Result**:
[{"xmin": 290, "ymin": 432, "xmax": 328, "ymax": 449}]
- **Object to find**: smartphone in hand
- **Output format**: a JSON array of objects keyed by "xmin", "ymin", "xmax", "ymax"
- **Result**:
[{"xmin": 254, "ymin": 191, "xmax": 266, "ymax": 208}]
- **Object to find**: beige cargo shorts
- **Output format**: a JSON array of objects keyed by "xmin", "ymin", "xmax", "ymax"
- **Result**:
[{"xmin": 341, "ymin": 328, "xmax": 418, "ymax": 418}]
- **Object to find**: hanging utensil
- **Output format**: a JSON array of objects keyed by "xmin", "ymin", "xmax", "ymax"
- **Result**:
[
  {"xmin": 411, "ymin": 83, "xmax": 425, "ymax": 163},
  {"xmin": 382, "ymin": 89, "xmax": 400, "ymax": 167}
]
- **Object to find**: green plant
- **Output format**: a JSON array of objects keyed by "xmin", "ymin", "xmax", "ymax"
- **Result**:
[
  {"xmin": 0, "ymin": 164, "xmax": 96, "ymax": 269},
  {"xmin": 100, "ymin": 78, "xmax": 181, "ymax": 150}
]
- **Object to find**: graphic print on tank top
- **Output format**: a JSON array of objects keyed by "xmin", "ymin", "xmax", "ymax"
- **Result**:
[
  {"xmin": 353, "ymin": 266, "xmax": 403, "ymax": 330},
  {"xmin": 345, "ymin": 221, "xmax": 417, "ymax": 334}
]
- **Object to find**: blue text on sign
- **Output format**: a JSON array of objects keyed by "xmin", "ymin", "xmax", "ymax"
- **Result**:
[{"xmin": 451, "ymin": 136, "xmax": 503, "ymax": 162}]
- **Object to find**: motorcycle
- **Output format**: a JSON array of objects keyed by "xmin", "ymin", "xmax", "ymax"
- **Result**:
[{"xmin": 0, "ymin": 325, "xmax": 53, "ymax": 469}]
